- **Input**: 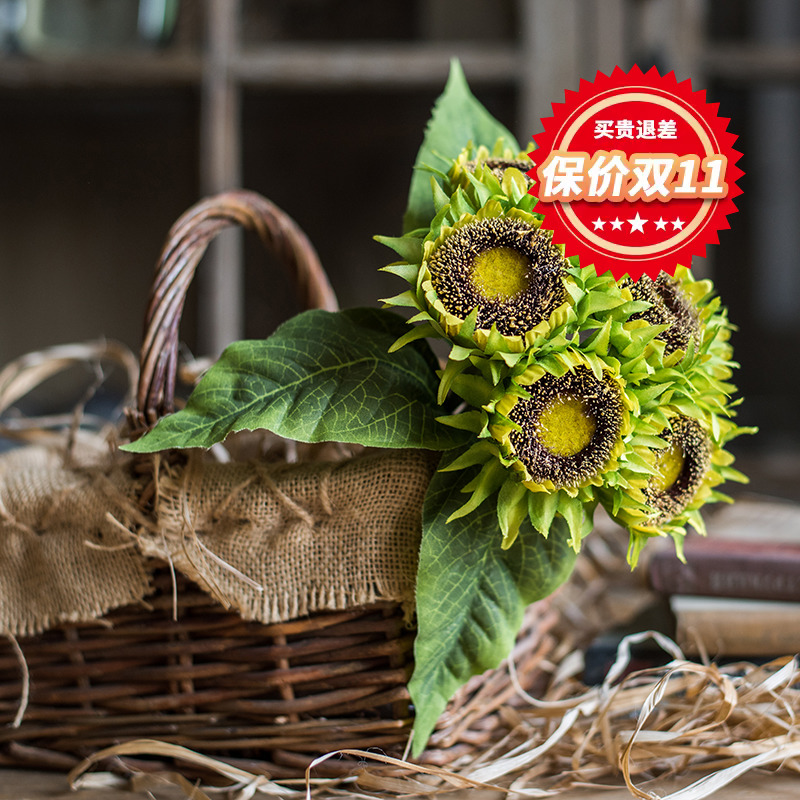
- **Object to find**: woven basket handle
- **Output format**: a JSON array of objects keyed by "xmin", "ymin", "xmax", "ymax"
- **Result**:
[{"xmin": 127, "ymin": 189, "xmax": 338, "ymax": 436}]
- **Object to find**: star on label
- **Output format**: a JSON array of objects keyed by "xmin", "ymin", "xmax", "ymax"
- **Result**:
[
  {"xmin": 654, "ymin": 217, "xmax": 668, "ymax": 231},
  {"xmin": 628, "ymin": 212, "xmax": 647, "ymax": 233},
  {"xmin": 592, "ymin": 217, "xmax": 606, "ymax": 230},
  {"xmin": 672, "ymin": 218, "xmax": 685, "ymax": 230},
  {"xmin": 610, "ymin": 217, "xmax": 624, "ymax": 231}
]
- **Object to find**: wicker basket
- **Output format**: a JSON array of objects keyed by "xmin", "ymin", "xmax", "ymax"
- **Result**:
[{"xmin": 0, "ymin": 191, "xmax": 559, "ymax": 778}]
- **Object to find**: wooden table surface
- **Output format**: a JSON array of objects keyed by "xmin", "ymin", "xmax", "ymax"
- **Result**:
[{"xmin": 1, "ymin": 768, "xmax": 797, "ymax": 799}]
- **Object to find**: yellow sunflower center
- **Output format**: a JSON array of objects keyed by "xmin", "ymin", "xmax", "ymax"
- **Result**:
[
  {"xmin": 536, "ymin": 396, "xmax": 596, "ymax": 457},
  {"xmin": 649, "ymin": 440, "xmax": 685, "ymax": 493},
  {"xmin": 471, "ymin": 246, "xmax": 529, "ymax": 299}
]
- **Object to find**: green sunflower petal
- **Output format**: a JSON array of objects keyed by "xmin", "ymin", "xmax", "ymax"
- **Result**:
[
  {"xmin": 528, "ymin": 490, "xmax": 560, "ymax": 537},
  {"xmin": 375, "ymin": 236, "xmax": 425, "ymax": 264},
  {"xmin": 497, "ymin": 478, "xmax": 530, "ymax": 549},
  {"xmin": 447, "ymin": 459, "xmax": 507, "ymax": 522},
  {"xmin": 389, "ymin": 322, "xmax": 441, "ymax": 353}
]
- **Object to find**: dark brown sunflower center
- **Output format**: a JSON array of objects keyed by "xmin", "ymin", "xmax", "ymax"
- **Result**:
[
  {"xmin": 507, "ymin": 367, "xmax": 623, "ymax": 487},
  {"xmin": 645, "ymin": 416, "xmax": 711, "ymax": 523},
  {"xmin": 428, "ymin": 217, "xmax": 567, "ymax": 337}
]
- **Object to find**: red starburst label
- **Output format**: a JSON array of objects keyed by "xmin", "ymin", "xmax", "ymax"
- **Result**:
[{"xmin": 526, "ymin": 66, "xmax": 742, "ymax": 281}]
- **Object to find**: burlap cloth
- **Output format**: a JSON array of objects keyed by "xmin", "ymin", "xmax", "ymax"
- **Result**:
[{"xmin": 0, "ymin": 443, "xmax": 437, "ymax": 638}]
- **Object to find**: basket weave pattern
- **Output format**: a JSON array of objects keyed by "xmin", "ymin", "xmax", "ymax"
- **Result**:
[{"xmin": 1, "ymin": 573, "xmax": 415, "ymax": 777}]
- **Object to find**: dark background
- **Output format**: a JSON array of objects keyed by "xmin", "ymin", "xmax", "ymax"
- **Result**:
[{"xmin": 0, "ymin": 0, "xmax": 797, "ymax": 498}]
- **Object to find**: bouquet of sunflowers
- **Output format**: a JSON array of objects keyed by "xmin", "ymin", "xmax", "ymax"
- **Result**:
[{"xmin": 126, "ymin": 62, "xmax": 753, "ymax": 755}]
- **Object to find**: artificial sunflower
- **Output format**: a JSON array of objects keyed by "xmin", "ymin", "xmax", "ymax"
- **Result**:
[
  {"xmin": 379, "ymin": 85, "xmax": 753, "ymax": 569},
  {"xmin": 494, "ymin": 363, "xmax": 630, "ymax": 493},
  {"xmin": 427, "ymin": 214, "xmax": 568, "ymax": 339},
  {"xmin": 434, "ymin": 343, "xmax": 669, "ymax": 552},
  {"xmin": 381, "ymin": 198, "xmax": 576, "ymax": 357},
  {"xmin": 595, "ymin": 267, "xmax": 754, "ymax": 563},
  {"xmin": 604, "ymin": 411, "xmax": 750, "ymax": 565},
  {"xmin": 644, "ymin": 415, "xmax": 712, "ymax": 523}
]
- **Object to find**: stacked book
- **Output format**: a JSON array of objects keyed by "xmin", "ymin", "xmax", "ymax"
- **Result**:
[{"xmin": 647, "ymin": 498, "xmax": 800, "ymax": 659}]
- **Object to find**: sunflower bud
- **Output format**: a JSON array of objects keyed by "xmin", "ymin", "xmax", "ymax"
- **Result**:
[
  {"xmin": 447, "ymin": 142, "xmax": 534, "ymax": 201},
  {"xmin": 645, "ymin": 416, "xmax": 712, "ymax": 524},
  {"xmin": 626, "ymin": 271, "xmax": 701, "ymax": 357}
]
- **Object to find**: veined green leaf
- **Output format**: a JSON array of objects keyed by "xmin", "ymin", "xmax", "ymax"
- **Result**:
[
  {"xmin": 409, "ymin": 464, "xmax": 577, "ymax": 756},
  {"xmin": 123, "ymin": 308, "xmax": 469, "ymax": 453},
  {"xmin": 403, "ymin": 59, "xmax": 519, "ymax": 233}
]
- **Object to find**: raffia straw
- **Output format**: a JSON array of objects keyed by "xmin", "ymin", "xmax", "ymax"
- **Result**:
[
  {"xmin": 303, "ymin": 749, "xmax": 509, "ymax": 798},
  {"xmin": 68, "ymin": 740, "xmax": 303, "ymax": 798},
  {"xmin": 2, "ymin": 632, "xmax": 30, "ymax": 728},
  {"xmin": 616, "ymin": 657, "xmax": 800, "ymax": 800},
  {"xmin": 0, "ymin": 339, "xmax": 137, "ymax": 423},
  {"xmin": 69, "ymin": 639, "xmax": 800, "ymax": 800}
]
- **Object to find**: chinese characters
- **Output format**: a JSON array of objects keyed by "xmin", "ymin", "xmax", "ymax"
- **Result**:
[
  {"xmin": 593, "ymin": 118, "xmax": 678, "ymax": 139},
  {"xmin": 537, "ymin": 151, "xmax": 728, "ymax": 202}
]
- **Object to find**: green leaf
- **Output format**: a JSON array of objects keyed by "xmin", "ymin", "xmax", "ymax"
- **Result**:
[
  {"xmin": 578, "ymin": 291, "xmax": 626, "ymax": 318},
  {"xmin": 380, "ymin": 289, "xmax": 421, "ymax": 310},
  {"xmin": 123, "ymin": 308, "xmax": 470, "ymax": 453},
  {"xmin": 437, "ymin": 357, "xmax": 469, "ymax": 405},
  {"xmin": 584, "ymin": 318, "xmax": 612, "ymax": 356},
  {"xmin": 409, "ymin": 465, "xmax": 577, "ymax": 756},
  {"xmin": 635, "ymin": 381, "xmax": 674, "ymax": 408},
  {"xmin": 379, "ymin": 262, "xmax": 421, "ymax": 284},
  {"xmin": 558, "ymin": 495, "xmax": 592, "ymax": 551},
  {"xmin": 403, "ymin": 59, "xmax": 519, "ymax": 233},
  {"xmin": 374, "ymin": 235, "xmax": 424, "ymax": 264},
  {"xmin": 436, "ymin": 409, "xmax": 486, "ymax": 435},
  {"xmin": 449, "ymin": 372, "xmax": 497, "ymax": 407}
]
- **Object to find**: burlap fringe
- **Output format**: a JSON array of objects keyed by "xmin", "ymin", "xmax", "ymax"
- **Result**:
[
  {"xmin": 0, "ymin": 443, "xmax": 436, "ymax": 638},
  {"xmin": 134, "ymin": 447, "xmax": 436, "ymax": 626}
]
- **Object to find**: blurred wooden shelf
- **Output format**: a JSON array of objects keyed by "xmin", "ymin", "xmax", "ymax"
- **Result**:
[
  {"xmin": 702, "ymin": 44, "xmax": 800, "ymax": 81},
  {"xmin": 230, "ymin": 42, "xmax": 520, "ymax": 87},
  {"xmin": 0, "ymin": 51, "xmax": 201, "ymax": 88},
  {"xmin": 0, "ymin": 42, "xmax": 522, "ymax": 91}
]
